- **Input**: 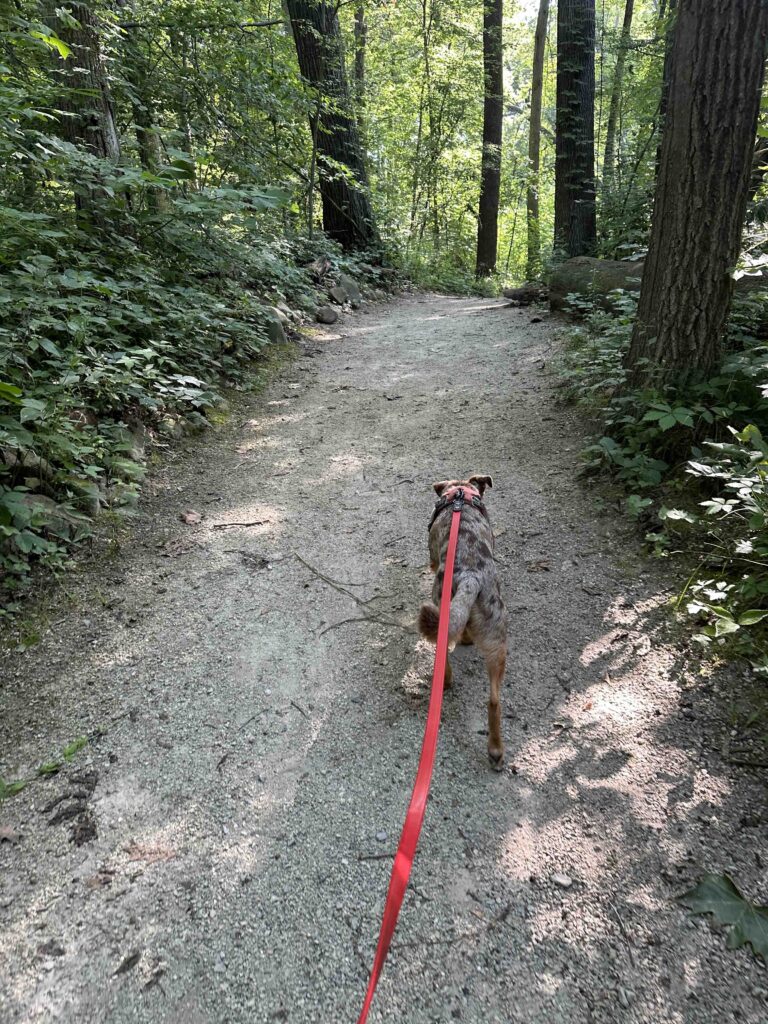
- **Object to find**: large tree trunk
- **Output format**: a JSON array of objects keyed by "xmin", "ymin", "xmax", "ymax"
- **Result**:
[
  {"xmin": 654, "ymin": 0, "xmax": 677, "ymax": 181},
  {"xmin": 475, "ymin": 0, "xmax": 504, "ymax": 277},
  {"xmin": 286, "ymin": 0, "xmax": 378, "ymax": 251},
  {"xmin": 526, "ymin": 0, "xmax": 550, "ymax": 280},
  {"xmin": 48, "ymin": 3, "xmax": 120, "ymax": 161},
  {"xmin": 554, "ymin": 0, "xmax": 596, "ymax": 258},
  {"xmin": 47, "ymin": 2, "xmax": 121, "ymax": 229},
  {"xmin": 626, "ymin": 0, "xmax": 768, "ymax": 384},
  {"xmin": 602, "ymin": 0, "xmax": 634, "ymax": 193}
]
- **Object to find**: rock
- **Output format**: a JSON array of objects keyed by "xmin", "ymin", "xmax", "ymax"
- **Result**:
[
  {"xmin": 316, "ymin": 305, "xmax": 339, "ymax": 325},
  {"xmin": 158, "ymin": 416, "xmax": 184, "ymax": 440},
  {"xmin": 375, "ymin": 831, "xmax": 387, "ymax": 843},
  {"xmin": 339, "ymin": 273, "xmax": 363, "ymax": 309},
  {"xmin": 264, "ymin": 308, "xmax": 286, "ymax": 344},
  {"xmin": 328, "ymin": 285, "xmax": 348, "ymax": 305},
  {"xmin": 268, "ymin": 305, "xmax": 289, "ymax": 325},
  {"xmin": 551, "ymin": 872, "xmax": 573, "ymax": 889},
  {"xmin": 184, "ymin": 411, "xmax": 210, "ymax": 434}
]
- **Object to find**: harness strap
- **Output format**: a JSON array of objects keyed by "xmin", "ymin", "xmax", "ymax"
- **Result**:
[
  {"xmin": 357, "ymin": 490, "xmax": 465, "ymax": 1023},
  {"xmin": 428, "ymin": 486, "xmax": 487, "ymax": 531}
]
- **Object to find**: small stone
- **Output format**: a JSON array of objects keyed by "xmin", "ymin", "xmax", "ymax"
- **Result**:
[
  {"xmin": 618, "ymin": 987, "xmax": 630, "ymax": 1008},
  {"xmin": 551, "ymin": 873, "xmax": 573, "ymax": 889},
  {"xmin": 316, "ymin": 305, "xmax": 339, "ymax": 325},
  {"xmin": 375, "ymin": 831, "xmax": 387, "ymax": 843},
  {"xmin": 339, "ymin": 274, "xmax": 363, "ymax": 308}
]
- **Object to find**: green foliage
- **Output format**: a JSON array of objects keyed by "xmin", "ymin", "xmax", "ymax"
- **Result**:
[
  {"xmin": 680, "ymin": 874, "xmax": 768, "ymax": 962},
  {"xmin": 0, "ymin": 6, "xmax": 392, "ymax": 600},
  {"xmin": 560, "ymin": 292, "xmax": 768, "ymax": 668}
]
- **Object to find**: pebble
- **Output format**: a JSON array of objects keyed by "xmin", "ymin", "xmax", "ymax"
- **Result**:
[
  {"xmin": 551, "ymin": 873, "xmax": 573, "ymax": 889},
  {"xmin": 375, "ymin": 831, "xmax": 387, "ymax": 843}
]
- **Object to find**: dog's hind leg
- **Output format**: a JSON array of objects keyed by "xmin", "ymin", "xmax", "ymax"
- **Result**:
[
  {"xmin": 444, "ymin": 656, "xmax": 453, "ymax": 690},
  {"xmin": 483, "ymin": 643, "xmax": 506, "ymax": 770}
]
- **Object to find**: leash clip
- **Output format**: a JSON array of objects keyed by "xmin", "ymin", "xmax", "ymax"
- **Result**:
[{"xmin": 451, "ymin": 487, "xmax": 466, "ymax": 511}]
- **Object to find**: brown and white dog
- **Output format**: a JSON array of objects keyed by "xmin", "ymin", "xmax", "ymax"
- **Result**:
[{"xmin": 418, "ymin": 475, "xmax": 508, "ymax": 770}]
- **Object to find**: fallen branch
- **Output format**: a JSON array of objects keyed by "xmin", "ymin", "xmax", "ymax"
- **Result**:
[{"xmin": 212, "ymin": 520, "xmax": 270, "ymax": 530}]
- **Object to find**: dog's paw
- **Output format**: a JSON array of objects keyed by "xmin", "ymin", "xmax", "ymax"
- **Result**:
[{"xmin": 488, "ymin": 746, "xmax": 504, "ymax": 772}]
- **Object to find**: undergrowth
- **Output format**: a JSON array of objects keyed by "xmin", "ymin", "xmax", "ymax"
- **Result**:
[{"xmin": 558, "ymin": 289, "xmax": 768, "ymax": 671}]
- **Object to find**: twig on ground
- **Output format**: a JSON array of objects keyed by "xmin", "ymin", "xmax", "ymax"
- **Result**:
[
  {"xmin": 358, "ymin": 851, "xmax": 395, "ymax": 862},
  {"xmin": 609, "ymin": 901, "xmax": 637, "ymax": 968},
  {"xmin": 290, "ymin": 699, "xmax": 309, "ymax": 719},
  {"xmin": 212, "ymin": 520, "xmax": 269, "ymax": 530},
  {"xmin": 294, "ymin": 551, "xmax": 371, "ymax": 591}
]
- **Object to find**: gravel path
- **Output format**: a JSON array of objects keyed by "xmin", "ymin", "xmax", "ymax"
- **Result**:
[{"xmin": 2, "ymin": 293, "xmax": 767, "ymax": 1023}]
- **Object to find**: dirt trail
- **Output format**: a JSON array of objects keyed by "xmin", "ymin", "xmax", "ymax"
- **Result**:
[{"xmin": 1, "ymin": 294, "xmax": 767, "ymax": 1024}]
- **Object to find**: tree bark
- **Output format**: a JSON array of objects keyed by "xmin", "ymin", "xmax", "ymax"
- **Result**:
[
  {"xmin": 475, "ymin": 0, "xmax": 504, "ymax": 277},
  {"xmin": 653, "ymin": 0, "xmax": 677, "ymax": 181},
  {"xmin": 526, "ymin": 0, "xmax": 550, "ymax": 280},
  {"xmin": 47, "ymin": 2, "xmax": 121, "ymax": 228},
  {"xmin": 627, "ymin": 0, "xmax": 768, "ymax": 385},
  {"xmin": 286, "ymin": 0, "xmax": 378, "ymax": 251},
  {"xmin": 602, "ymin": 0, "xmax": 634, "ymax": 193},
  {"xmin": 354, "ymin": 4, "xmax": 366, "ymax": 100},
  {"xmin": 48, "ymin": 3, "xmax": 120, "ymax": 162},
  {"xmin": 554, "ymin": 0, "xmax": 596, "ymax": 258}
]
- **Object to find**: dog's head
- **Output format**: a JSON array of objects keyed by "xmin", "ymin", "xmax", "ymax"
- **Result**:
[{"xmin": 432, "ymin": 474, "xmax": 493, "ymax": 499}]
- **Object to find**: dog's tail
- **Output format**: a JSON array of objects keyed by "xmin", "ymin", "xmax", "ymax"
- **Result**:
[{"xmin": 418, "ymin": 579, "xmax": 479, "ymax": 645}]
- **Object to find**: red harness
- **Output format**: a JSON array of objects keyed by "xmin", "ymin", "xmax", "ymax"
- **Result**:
[{"xmin": 357, "ymin": 486, "xmax": 474, "ymax": 1022}]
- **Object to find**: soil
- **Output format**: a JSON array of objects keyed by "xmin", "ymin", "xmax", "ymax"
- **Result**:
[{"xmin": 1, "ymin": 293, "xmax": 767, "ymax": 1023}]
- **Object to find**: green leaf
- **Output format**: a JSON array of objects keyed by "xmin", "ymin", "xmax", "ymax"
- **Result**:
[
  {"xmin": 713, "ymin": 615, "xmax": 740, "ymax": 637},
  {"xmin": 62, "ymin": 736, "xmax": 87, "ymax": 761},
  {"xmin": 658, "ymin": 414, "xmax": 677, "ymax": 431},
  {"xmin": 0, "ymin": 382, "xmax": 22, "ymax": 402},
  {"xmin": 30, "ymin": 30, "xmax": 72, "ymax": 59},
  {"xmin": 738, "ymin": 610, "xmax": 768, "ymax": 626},
  {"xmin": 680, "ymin": 874, "xmax": 768, "ymax": 961},
  {"xmin": 0, "ymin": 777, "xmax": 27, "ymax": 800}
]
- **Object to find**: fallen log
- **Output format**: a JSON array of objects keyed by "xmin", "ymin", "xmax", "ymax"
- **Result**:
[{"xmin": 549, "ymin": 256, "xmax": 768, "ymax": 314}]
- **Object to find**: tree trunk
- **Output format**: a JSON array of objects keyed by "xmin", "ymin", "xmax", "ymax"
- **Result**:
[
  {"xmin": 47, "ymin": 2, "xmax": 121, "ymax": 228},
  {"xmin": 654, "ymin": 0, "xmax": 677, "ymax": 181},
  {"xmin": 554, "ymin": 0, "xmax": 596, "ymax": 258},
  {"xmin": 48, "ymin": 3, "xmax": 120, "ymax": 161},
  {"xmin": 526, "ymin": 0, "xmax": 550, "ymax": 280},
  {"xmin": 475, "ymin": 0, "xmax": 504, "ymax": 277},
  {"xmin": 602, "ymin": 0, "xmax": 634, "ymax": 193},
  {"xmin": 123, "ymin": 23, "xmax": 166, "ymax": 211},
  {"xmin": 286, "ymin": 0, "xmax": 378, "ymax": 251},
  {"xmin": 627, "ymin": 0, "xmax": 768, "ymax": 385},
  {"xmin": 354, "ymin": 4, "xmax": 366, "ymax": 100}
]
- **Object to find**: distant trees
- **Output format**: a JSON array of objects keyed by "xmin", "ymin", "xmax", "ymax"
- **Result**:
[
  {"xmin": 286, "ymin": 0, "xmax": 378, "ymax": 250},
  {"xmin": 475, "ymin": 0, "xmax": 504, "ymax": 277},
  {"xmin": 627, "ymin": 0, "xmax": 768, "ymax": 384},
  {"xmin": 554, "ymin": 0, "xmax": 596, "ymax": 258},
  {"xmin": 602, "ymin": 0, "xmax": 634, "ymax": 194},
  {"xmin": 526, "ymin": 0, "xmax": 550, "ymax": 280}
]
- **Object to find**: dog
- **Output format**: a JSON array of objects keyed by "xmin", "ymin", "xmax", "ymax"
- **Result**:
[{"xmin": 418, "ymin": 475, "xmax": 508, "ymax": 770}]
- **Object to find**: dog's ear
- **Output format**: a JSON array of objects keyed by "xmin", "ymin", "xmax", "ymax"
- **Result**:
[
  {"xmin": 433, "ymin": 480, "xmax": 452, "ymax": 496},
  {"xmin": 468, "ymin": 474, "xmax": 493, "ymax": 496}
]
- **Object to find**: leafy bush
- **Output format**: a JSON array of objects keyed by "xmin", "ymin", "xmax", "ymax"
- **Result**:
[{"xmin": 559, "ymin": 290, "xmax": 768, "ymax": 669}]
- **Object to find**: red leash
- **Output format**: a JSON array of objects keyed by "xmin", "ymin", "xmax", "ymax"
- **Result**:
[{"xmin": 357, "ymin": 491, "xmax": 465, "ymax": 1023}]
